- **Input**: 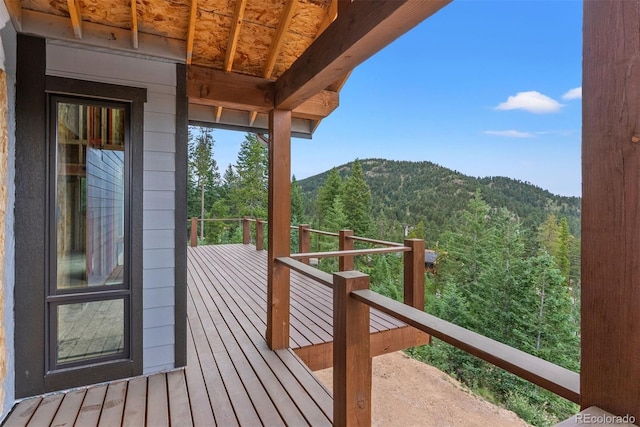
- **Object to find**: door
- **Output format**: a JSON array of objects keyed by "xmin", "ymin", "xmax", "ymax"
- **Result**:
[{"xmin": 42, "ymin": 95, "xmax": 140, "ymax": 389}]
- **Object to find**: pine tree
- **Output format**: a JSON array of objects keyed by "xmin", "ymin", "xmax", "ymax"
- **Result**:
[
  {"xmin": 316, "ymin": 168, "xmax": 342, "ymax": 228},
  {"xmin": 342, "ymin": 159, "xmax": 372, "ymax": 236},
  {"xmin": 230, "ymin": 134, "xmax": 268, "ymax": 218},
  {"xmin": 291, "ymin": 175, "xmax": 305, "ymax": 225},
  {"xmin": 188, "ymin": 127, "xmax": 219, "ymax": 239}
]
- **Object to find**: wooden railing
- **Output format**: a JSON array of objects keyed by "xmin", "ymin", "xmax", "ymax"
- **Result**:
[
  {"xmin": 189, "ymin": 216, "xmax": 266, "ymax": 249},
  {"xmin": 274, "ymin": 257, "xmax": 581, "ymax": 427},
  {"xmin": 190, "ymin": 217, "xmax": 426, "ymax": 311}
]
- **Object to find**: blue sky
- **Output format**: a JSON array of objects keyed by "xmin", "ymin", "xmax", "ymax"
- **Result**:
[{"xmin": 211, "ymin": 0, "xmax": 582, "ymax": 197}]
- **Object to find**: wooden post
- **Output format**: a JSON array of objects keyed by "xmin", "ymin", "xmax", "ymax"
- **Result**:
[
  {"xmin": 339, "ymin": 229, "xmax": 354, "ymax": 271},
  {"xmin": 404, "ymin": 239, "xmax": 425, "ymax": 310},
  {"xmin": 298, "ymin": 224, "xmax": 310, "ymax": 264},
  {"xmin": 256, "ymin": 219, "xmax": 264, "ymax": 251},
  {"xmin": 333, "ymin": 271, "xmax": 371, "ymax": 427},
  {"xmin": 242, "ymin": 216, "xmax": 251, "ymax": 245},
  {"xmin": 190, "ymin": 217, "xmax": 198, "ymax": 247},
  {"xmin": 266, "ymin": 110, "xmax": 291, "ymax": 350},
  {"xmin": 582, "ymin": 0, "xmax": 640, "ymax": 419}
]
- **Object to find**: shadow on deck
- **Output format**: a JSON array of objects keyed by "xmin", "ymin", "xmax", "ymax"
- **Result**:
[{"xmin": 4, "ymin": 244, "xmax": 427, "ymax": 426}]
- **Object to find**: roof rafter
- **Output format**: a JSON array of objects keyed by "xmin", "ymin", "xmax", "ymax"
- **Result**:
[
  {"xmin": 131, "ymin": 0, "xmax": 139, "ymax": 49},
  {"xmin": 66, "ymin": 0, "xmax": 83, "ymax": 39},
  {"xmin": 216, "ymin": 0, "xmax": 247, "ymax": 122},
  {"xmin": 186, "ymin": 0, "xmax": 198, "ymax": 64},
  {"xmin": 274, "ymin": 0, "xmax": 451, "ymax": 110},
  {"xmin": 249, "ymin": 0, "xmax": 298, "ymax": 126}
]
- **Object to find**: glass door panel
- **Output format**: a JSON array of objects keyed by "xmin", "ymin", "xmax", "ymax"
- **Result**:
[{"xmin": 51, "ymin": 99, "xmax": 130, "ymax": 368}]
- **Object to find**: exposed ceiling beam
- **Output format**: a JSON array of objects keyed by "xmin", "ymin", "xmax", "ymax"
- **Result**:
[
  {"xmin": 67, "ymin": 0, "xmax": 83, "ymax": 39},
  {"xmin": 21, "ymin": 9, "xmax": 185, "ymax": 62},
  {"xmin": 249, "ymin": 0, "xmax": 297, "ymax": 125},
  {"xmin": 274, "ymin": 0, "xmax": 451, "ymax": 110},
  {"xmin": 3, "ymin": 0, "xmax": 23, "ymax": 32},
  {"xmin": 130, "ymin": 0, "xmax": 139, "ymax": 49},
  {"xmin": 225, "ymin": 0, "xmax": 247, "ymax": 72},
  {"xmin": 186, "ymin": 0, "xmax": 198, "ymax": 64},
  {"xmin": 187, "ymin": 65, "xmax": 338, "ymax": 121},
  {"xmin": 292, "ymin": 90, "xmax": 338, "ymax": 120},
  {"xmin": 188, "ymin": 65, "xmax": 274, "ymax": 113}
]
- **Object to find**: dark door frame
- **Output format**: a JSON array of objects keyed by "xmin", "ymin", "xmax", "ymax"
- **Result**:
[{"xmin": 15, "ymin": 35, "xmax": 146, "ymax": 397}]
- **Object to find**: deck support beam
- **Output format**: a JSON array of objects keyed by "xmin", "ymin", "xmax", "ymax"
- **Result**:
[
  {"xmin": 266, "ymin": 109, "xmax": 292, "ymax": 350},
  {"xmin": 582, "ymin": 0, "xmax": 640, "ymax": 419}
]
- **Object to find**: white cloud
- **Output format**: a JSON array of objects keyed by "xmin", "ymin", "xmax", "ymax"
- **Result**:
[
  {"xmin": 495, "ymin": 91, "xmax": 563, "ymax": 114},
  {"xmin": 484, "ymin": 130, "xmax": 535, "ymax": 138},
  {"xmin": 562, "ymin": 86, "xmax": 582, "ymax": 100}
]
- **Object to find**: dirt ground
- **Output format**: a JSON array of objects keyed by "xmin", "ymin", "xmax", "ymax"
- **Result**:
[{"xmin": 315, "ymin": 351, "xmax": 530, "ymax": 427}]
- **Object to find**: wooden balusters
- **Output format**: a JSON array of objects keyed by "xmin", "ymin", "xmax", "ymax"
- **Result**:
[{"xmin": 256, "ymin": 219, "xmax": 264, "ymax": 251}]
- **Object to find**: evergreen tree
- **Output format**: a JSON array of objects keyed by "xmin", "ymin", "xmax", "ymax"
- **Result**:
[
  {"xmin": 407, "ymin": 220, "xmax": 426, "ymax": 240},
  {"xmin": 342, "ymin": 159, "xmax": 372, "ymax": 236},
  {"xmin": 230, "ymin": 134, "xmax": 268, "ymax": 218},
  {"xmin": 188, "ymin": 127, "xmax": 219, "ymax": 239},
  {"xmin": 291, "ymin": 175, "xmax": 305, "ymax": 225},
  {"xmin": 316, "ymin": 168, "xmax": 342, "ymax": 227},
  {"xmin": 555, "ymin": 218, "xmax": 571, "ymax": 287}
]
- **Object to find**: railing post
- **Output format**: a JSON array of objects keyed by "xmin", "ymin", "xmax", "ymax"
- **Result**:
[
  {"xmin": 404, "ymin": 239, "xmax": 425, "ymax": 310},
  {"xmin": 243, "ymin": 216, "xmax": 250, "ymax": 245},
  {"xmin": 256, "ymin": 219, "xmax": 264, "ymax": 251},
  {"xmin": 339, "ymin": 229, "xmax": 354, "ymax": 271},
  {"xmin": 299, "ymin": 224, "xmax": 310, "ymax": 264},
  {"xmin": 333, "ymin": 271, "xmax": 371, "ymax": 427},
  {"xmin": 190, "ymin": 217, "xmax": 198, "ymax": 247}
]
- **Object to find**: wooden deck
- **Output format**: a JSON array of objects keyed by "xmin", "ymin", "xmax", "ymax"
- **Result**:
[
  {"xmin": 4, "ymin": 244, "xmax": 426, "ymax": 426},
  {"xmin": 197, "ymin": 244, "xmax": 429, "ymax": 370}
]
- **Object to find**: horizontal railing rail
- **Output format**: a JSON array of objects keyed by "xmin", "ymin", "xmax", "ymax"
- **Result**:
[
  {"xmin": 346, "ymin": 235, "xmax": 405, "ymax": 247},
  {"xmin": 275, "ymin": 256, "xmax": 333, "ymax": 288},
  {"xmin": 290, "ymin": 246, "xmax": 410, "ymax": 260},
  {"xmin": 351, "ymin": 288, "xmax": 580, "ymax": 404}
]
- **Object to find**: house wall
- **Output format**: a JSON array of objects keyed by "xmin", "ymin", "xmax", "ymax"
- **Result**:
[
  {"xmin": 0, "ymin": 2, "xmax": 16, "ymax": 418},
  {"xmin": 46, "ymin": 44, "xmax": 178, "ymax": 373}
]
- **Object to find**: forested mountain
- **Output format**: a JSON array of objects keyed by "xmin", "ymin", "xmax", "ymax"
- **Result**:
[{"xmin": 297, "ymin": 158, "xmax": 581, "ymax": 243}]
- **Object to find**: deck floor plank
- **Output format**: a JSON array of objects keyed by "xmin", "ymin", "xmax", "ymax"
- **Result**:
[
  {"xmin": 49, "ymin": 388, "xmax": 86, "ymax": 427},
  {"xmin": 25, "ymin": 393, "xmax": 63, "ymax": 427},
  {"xmin": 3, "ymin": 397, "xmax": 42, "ymax": 427},
  {"xmin": 184, "ymin": 320, "xmax": 221, "ymax": 427},
  {"xmin": 146, "ymin": 373, "xmax": 169, "ymax": 427},
  {"xmin": 121, "ymin": 376, "xmax": 146, "ymax": 427},
  {"xmin": 167, "ymin": 370, "xmax": 193, "ymax": 427},
  {"xmin": 74, "ymin": 383, "xmax": 107, "ymax": 427},
  {"xmin": 97, "ymin": 381, "xmax": 126, "ymax": 427}
]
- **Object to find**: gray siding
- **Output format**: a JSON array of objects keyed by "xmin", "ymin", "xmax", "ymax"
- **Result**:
[
  {"xmin": 0, "ymin": 3, "xmax": 17, "ymax": 418},
  {"xmin": 46, "ymin": 44, "xmax": 177, "ymax": 374}
]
